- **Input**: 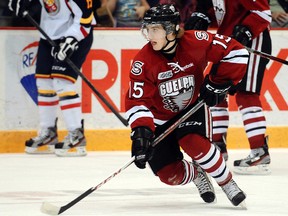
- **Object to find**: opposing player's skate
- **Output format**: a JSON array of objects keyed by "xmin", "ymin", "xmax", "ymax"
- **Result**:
[
  {"xmin": 221, "ymin": 178, "xmax": 246, "ymax": 207},
  {"xmin": 25, "ymin": 119, "xmax": 58, "ymax": 154},
  {"xmin": 233, "ymin": 136, "xmax": 271, "ymax": 175},
  {"xmin": 192, "ymin": 162, "xmax": 216, "ymax": 203},
  {"xmin": 55, "ymin": 120, "xmax": 87, "ymax": 157}
]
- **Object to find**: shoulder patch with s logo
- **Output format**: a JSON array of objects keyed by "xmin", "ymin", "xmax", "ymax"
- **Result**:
[
  {"xmin": 131, "ymin": 61, "xmax": 144, "ymax": 76},
  {"xmin": 195, "ymin": 31, "xmax": 209, "ymax": 41}
]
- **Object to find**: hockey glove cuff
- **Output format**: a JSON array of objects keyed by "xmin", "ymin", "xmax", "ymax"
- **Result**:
[
  {"xmin": 200, "ymin": 75, "xmax": 232, "ymax": 107},
  {"xmin": 131, "ymin": 127, "xmax": 154, "ymax": 169},
  {"xmin": 184, "ymin": 12, "xmax": 211, "ymax": 30},
  {"xmin": 231, "ymin": 25, "xmax": 253, "ymax": 46},
  {"xmin": 8, "ymin": 0, "xmax": 31, "ymax": 17}
]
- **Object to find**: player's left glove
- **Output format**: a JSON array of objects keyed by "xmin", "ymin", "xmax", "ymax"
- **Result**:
[
  {"xmin": 200, "ymin": 75, "xmax": 232, "ymax": 107},
  {"xmin": 52, "ymin": 37, "xmax": 79, "ymax": 61},
  {"xmin": 8, "ymin": 0, "xmax": 31, "ymax": 17},
  {"xmin": 231, "ymin": 25, "xmax": 253, "ymax": 46},
  {"xmin": 131, "ymin": 127, "xmax": 154, "ymax": 169}
]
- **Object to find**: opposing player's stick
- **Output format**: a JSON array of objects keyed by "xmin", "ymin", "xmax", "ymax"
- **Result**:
[
  {"xmin": 245, "ymin": 46, "xmax": 288, "ymax": 65},
  {"xmin": 40, "ymin": 100, "xmax": 204, "ymax": 215},
  {"xmin": 23, "ymin": 12, "xmax": 128, "ymax": 126}
]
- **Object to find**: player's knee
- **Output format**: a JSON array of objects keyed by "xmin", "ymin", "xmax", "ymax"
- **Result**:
[
  {"xmin": 36, "ymin": 78, "xmax": 54, "ymax": 92},
  {"xmin": 236, "ymin": 91, "xmax": 261, "ymax": 108},
  {"xmin": 157, "ymin": 161, "xmax": 185, "ymax": 186},
  {"xmin": 52, "ymin": 78, "xmax": 76, "ymax": 94},
  {"xmin": 179, "ymin": 134, "xmax": 211, "ymax": 160}
]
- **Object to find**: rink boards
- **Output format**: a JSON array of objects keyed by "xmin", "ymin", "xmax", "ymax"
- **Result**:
[{"xmin": 0, "ymin": 28, "xmax": 287, "ymax": 153}]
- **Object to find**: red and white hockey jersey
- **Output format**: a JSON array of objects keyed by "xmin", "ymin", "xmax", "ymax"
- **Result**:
[
  {"xmin": 38, "ymin": 0, "xmax": 95, "ymax": 41},
  {"xmin": 125, "ymin": 31, "xmax": 249, "ymax": 131},
  {"xmin": 208, "ymin": 0, "xmax": 271, "ymax": 38}
]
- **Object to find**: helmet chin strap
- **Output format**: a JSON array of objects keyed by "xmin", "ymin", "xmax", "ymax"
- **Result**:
[{"xmin": 161, "ymin": 36, "xmax": 178, "ymax": 53}]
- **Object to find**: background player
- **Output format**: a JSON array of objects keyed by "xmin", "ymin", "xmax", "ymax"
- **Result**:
[
  {"xmin": 8, "ymin": 0, "xmax": 95, "ymax": 156},
  {"xmin": 185, "ymin": 0, "xmax": 272, "ymax": 175}
]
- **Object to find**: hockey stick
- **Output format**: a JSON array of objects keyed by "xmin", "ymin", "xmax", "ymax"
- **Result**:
[
  {"xmin": 245, "ymin": 46, "xmax": 288, "ymax": 65},
  {"xmin": 40, "ymin": 100, "xmax": 204, "ymax": 215},
  {"xmin": 22, "ymin": 11, "xmax": 128, "ymax": 126}
]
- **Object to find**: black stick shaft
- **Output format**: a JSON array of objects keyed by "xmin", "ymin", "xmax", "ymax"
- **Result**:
[
  {"xmin": 58, "ymin": 157, "xmax": 135, "ymax": 214},
  {"xmin": 246, "ymin": 46, "xmax": 288, "ymax": 65},
  {"xmin": 42, "ymin": 100, "xmax": 203, "ymax": 215}
]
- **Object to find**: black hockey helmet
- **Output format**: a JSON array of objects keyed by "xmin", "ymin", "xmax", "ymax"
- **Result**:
[{"xmin": 142, "ymin": 4, "xmax": 180, "ymax": 34}]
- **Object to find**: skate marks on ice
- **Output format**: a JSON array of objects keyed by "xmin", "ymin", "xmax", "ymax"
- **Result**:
[
  {"xmin": 1, "ymin": 187, "xmax": 247, "ymax": 216},
  {"xmin": 0, "ymin": 150, "xmax": 288, "ymax": 215}
]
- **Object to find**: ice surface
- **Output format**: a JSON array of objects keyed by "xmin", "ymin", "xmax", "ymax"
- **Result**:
[{"xmin": 0, "ymin": 149, "xmax": 287, "ymax": 216}]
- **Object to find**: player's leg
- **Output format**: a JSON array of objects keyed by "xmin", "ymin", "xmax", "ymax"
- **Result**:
[
  {"xmin": 233, "ymin": 29, "xmax": 272, "ymax": 175},
  {"xmin": 25, "ymin": 39, "xmax": 58, "ymax": 154},
  {"xmin": 233, "ymin": 92, "xmax": 271, "ymax": 174},
  {"xmin": 149, "ymin": 124, "xmax": 215, "ymax": 203},
  {"xmin": 52, "ymin": 78, "xmax": 86, "ymax": 157},
  {"xmin": 180, "ymin": 133, "xmax": 246, "ymax": 206},
  {"xmin": 178, "ymin": 105, "xmax": 246, "ymax": 206},
  {"xmin": 51, "ymin": 31, "xmax": 93, "ymax": 157},
  {"xmin": 210, "ymin": 98, "xmax": 229, "ymax": 161}
]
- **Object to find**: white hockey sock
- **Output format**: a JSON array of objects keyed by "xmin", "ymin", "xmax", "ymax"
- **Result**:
[{"xmin": 180, "ymin": 159, "xmax": 195, "ymax": 185}]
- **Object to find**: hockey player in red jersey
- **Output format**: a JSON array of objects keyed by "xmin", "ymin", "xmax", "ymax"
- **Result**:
[
  {"xmin": 125, "ymin": 4, "xmax": 249, "ymax": 207},
  {"xmin": 185, "ymin": 0, "xmax": 272, "ymax": 175}
]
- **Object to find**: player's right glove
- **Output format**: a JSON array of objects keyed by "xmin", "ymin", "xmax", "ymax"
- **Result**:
[
  {"xmin": 200, "ymin": 75, "xmax": 232, "ymax": 107},
  {"xmin": 51, "ymin": 37, "xmax": 79, "ymax": 61},
  {"xmin": 184, "ymin": 12, "xmax": 211, "ymax": 30},
  {"xmin": 131, "ymin": 127, "xmax": 154, "ymax": 169},
  {"xmin": 8, "ymin": 0, "xmax": 31, "ymax": 17},
  {"xmin": 231, "ymin": 25, "xmax": 253, "ymax": 46}
]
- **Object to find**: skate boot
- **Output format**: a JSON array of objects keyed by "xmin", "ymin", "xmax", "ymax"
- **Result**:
[
  {"xmin": 192, "ymin": 162, "xmax": 216, "ymax": 203},
  {"xmin": 25, "ymin": 118, "xmax": 58, "ymax": 154},
  {"xmin": 55, "ymin": 120, "xmax": 87, "ymax": 157},
  {"xmin": 221, "ymin": 178, "xmax": 246, "ymax": 207},
  {"xmin": 233, "ymin": 136, "xmax": 271, "ymax": 175}
]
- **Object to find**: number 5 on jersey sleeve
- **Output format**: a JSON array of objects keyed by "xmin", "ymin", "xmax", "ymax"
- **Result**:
[{"xmin": 129, "ymin": 81, "xmax": 144, "ymax": 99}]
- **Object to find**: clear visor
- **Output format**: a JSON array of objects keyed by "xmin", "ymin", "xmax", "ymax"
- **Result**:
[{"xmin": 141, "ymin": 24, "xmax": 167, "ymax": 41}]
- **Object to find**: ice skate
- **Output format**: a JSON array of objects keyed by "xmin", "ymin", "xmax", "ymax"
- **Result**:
[
  {"xmin": 233, "ymin": 136, "xmax": 271, "ymax": 175},
  {"xmin": 192, "ymin": 162, "xmax": 216, "ymax": 203},
  {"xmin": 25, "ymin": 119, "xmax": 58, "ymax": 154},
  {"xmin": 221, "ymin": 178, "xmax": 246, "ymax": 207},
  {"xmin": 55, "ymin": 120, "xmax": 87, "ymax": 157}
]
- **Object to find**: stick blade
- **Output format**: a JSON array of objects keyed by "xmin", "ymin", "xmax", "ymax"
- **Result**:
[{"xmin": 41, "ymin": 202, "xmax": 61, "ymax": 215}]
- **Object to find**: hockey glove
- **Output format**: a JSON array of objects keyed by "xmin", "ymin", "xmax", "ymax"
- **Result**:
[
  {"xmin": 228, "ymin": 84, "xmax": 238, "ymax": 96},
  {"xmin": 184, "ymin": 12, "xmax": 211, "ymax": 30},
  {"xmin": 131, "ymin": 127, "xmax": 154, "ymax": 169},
  {"xmin": 200, "ymin": 75, "xmax": 232, "ymax": 107},
  {"xmin": 8, "ymin": 0, "xmax": 31, "ymax": 17},
  {"xmin": 231, "ymin": 25, "xmax": 253, "ymax": 46},
  {"xmin": 52, "ymin": 37, "xmax": 79, "ymax": 61}
]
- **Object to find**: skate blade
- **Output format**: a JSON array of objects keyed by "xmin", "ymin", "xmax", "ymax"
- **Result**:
[
  {"xmin": 25, "ymin": 146, "xmax": 55, "ymax": 154},
  {"xmin": 55, "ymin": 147, "xmax": 87, "ymax": 157},
  {"xmin": 233, "ymin": 164, "xmax": 271, "ymax": 175},
  {"xmin": 239, "ymin": 200, "xmax": 247, "ymax": 209}
]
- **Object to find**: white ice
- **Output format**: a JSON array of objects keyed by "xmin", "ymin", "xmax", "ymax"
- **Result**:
[{"xmin": 0, "ymin": 149, "xmax": 288, "ymax": 216}]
